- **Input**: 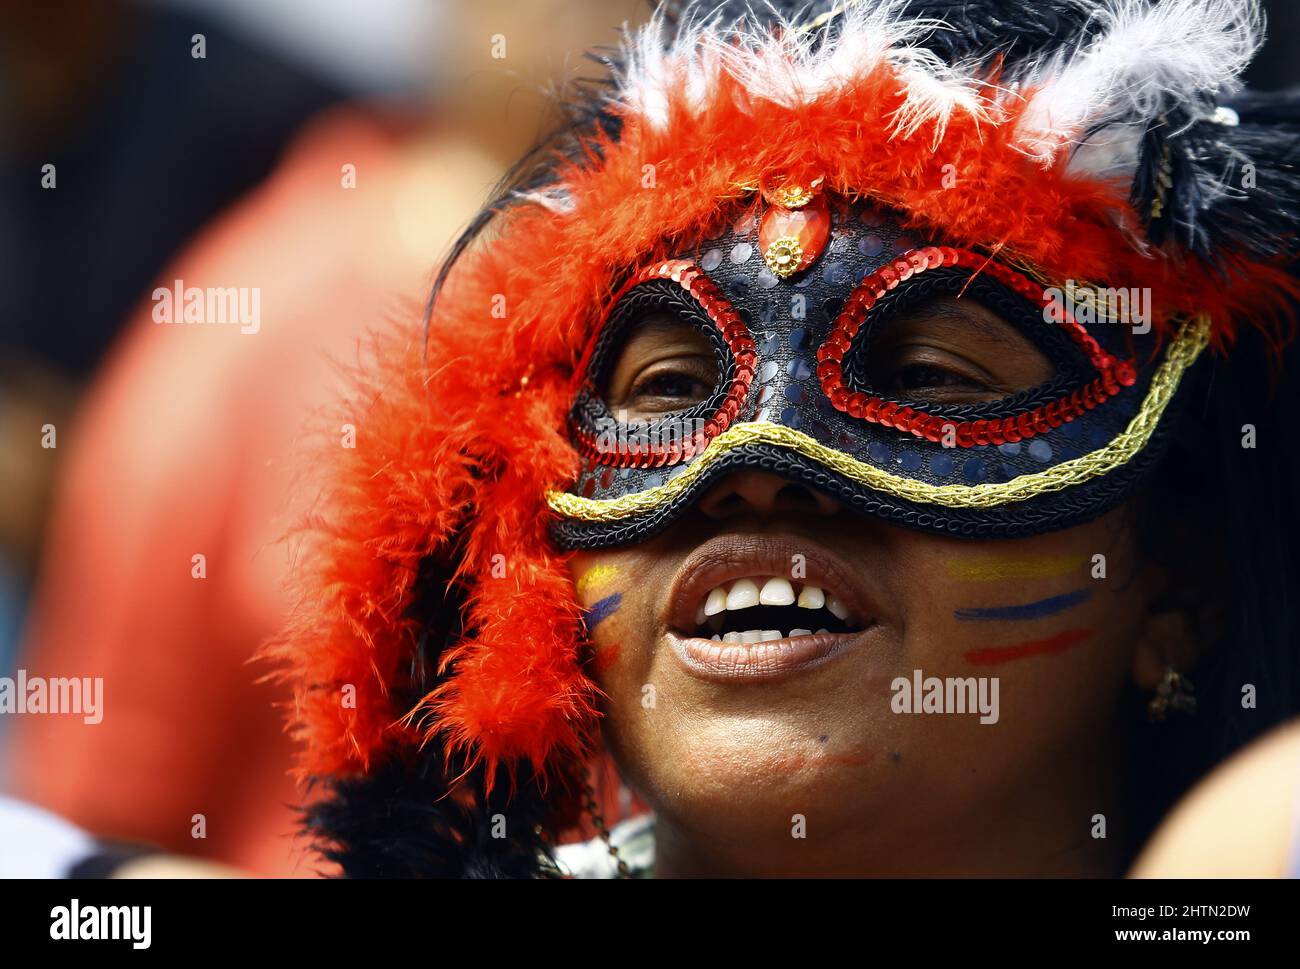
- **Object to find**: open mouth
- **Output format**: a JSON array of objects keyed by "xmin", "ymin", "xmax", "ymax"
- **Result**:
[
  {"xmin": 664, "ymin": 533, "xmax": 883, "ymax": 682},
  {"xmin": 689, "ymin": 576, "xmax": 866, "ymax": 642}
]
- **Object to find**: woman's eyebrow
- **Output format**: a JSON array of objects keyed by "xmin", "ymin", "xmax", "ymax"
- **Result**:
[
  {"xmin": 634, "ymin": 316, "xmax": 692, "ymax": 336},
  {"xmin": 902, "ymin": 300, "xmax": 1030, "ymax": 349},
  {"xmin": 620, "ymin": 314, "xmax": 715, "ymax": 352},
  {"xmin": 607, "ymin": 320, "xmax": 717, "ymax": 390}
]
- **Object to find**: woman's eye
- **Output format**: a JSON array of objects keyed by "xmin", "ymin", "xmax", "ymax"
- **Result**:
[
  {"xmin": 628, "ymin": 367, "xmax": 713, "ymax": 408},
  {"xmin": 601, "ymin": 310, "xmax": 720, "ymax": 419},
  {"xmin": 891, "ymin": 363, "xmax": 986, "ymax": 393},
  {"xmin": 851, "ymin": 295, "xmax": 1055, "ymax": 405},
  {"xmin": 864, "ymin": 349, "xmax": 1000, "ymax": 403}
]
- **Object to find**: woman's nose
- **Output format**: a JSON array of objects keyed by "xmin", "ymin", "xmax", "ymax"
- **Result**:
[{"xmin": 695, "ymin": 470, "xmax": 842, "ymax": 521}]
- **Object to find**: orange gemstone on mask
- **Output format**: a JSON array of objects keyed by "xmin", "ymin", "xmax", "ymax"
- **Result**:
[{"xmin": 759, "ymin": 193, "xmax": 830, "ymax": 279}]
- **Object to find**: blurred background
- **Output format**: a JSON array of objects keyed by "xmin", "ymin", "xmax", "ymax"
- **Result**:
[
  {"xmin": 0, "ymin": 0, "xmax": 1296, "ymax": 877},
  {"xmin": 0, "ymin": 0, "xmax": 647, "ymax": 876}
]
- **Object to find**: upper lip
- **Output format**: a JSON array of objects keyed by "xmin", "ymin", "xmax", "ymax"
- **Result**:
[{"xmin": 664, "ymin": 532, "xmax": 883, "ymax": 636}]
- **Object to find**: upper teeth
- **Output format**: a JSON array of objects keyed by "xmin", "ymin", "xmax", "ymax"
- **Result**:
[
  {"xmin": 698, "ymin": 576, "xmax": 853, "ymax": 621},
  {"xmin": 796, "ymin": 585, "xmax": 824, "ymax": 609},
  {"xmin": 704, "ymin": 587, "xmax": 727, "ymax": 616},
  {"xmin": 725, "ymin": 578, "xmax": 760, "ymax": 611},
  {"xmin": 759, "ymin": 577, "xmax": 794, "ymax": 605}
]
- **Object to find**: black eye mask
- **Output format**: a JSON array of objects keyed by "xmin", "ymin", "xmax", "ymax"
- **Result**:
[{"xmin": 547, "ymin": 195, "xmax": 1209, "ymax": 549}]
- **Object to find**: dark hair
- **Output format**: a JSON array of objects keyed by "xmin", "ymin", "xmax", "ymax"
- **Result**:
[{"xmin": 1122, "ymin": 323, "xmax": 1300, "ymax": 869}]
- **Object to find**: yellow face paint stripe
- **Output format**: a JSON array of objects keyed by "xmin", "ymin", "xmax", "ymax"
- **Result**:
[
  {"xmin": 546, "ymin": 316, "xmax": 1208, "ymax": 521},
  {"xmin": 576, "ymin": 564, "xmax": 622, "ymax": 596}
]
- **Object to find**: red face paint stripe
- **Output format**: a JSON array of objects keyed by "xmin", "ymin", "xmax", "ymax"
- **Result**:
[
  {"xmin": 588, "ymin": 641, "xmax": 622, "ymax": 674},
  {"xmin": 962, "ymin": 627, "xmax": 1094, "ymax": 666}
]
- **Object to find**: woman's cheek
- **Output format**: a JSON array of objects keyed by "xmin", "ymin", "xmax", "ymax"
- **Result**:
[
  {"xmin": 891, "ymin": 522, "xmax": 1145, "ymax": 741},
  {"xmin": 569, "ymin": 554, "xmax": 643, "ymax": 680}
]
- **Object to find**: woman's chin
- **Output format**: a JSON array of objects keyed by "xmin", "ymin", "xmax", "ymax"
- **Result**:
[{"xmin": 628, "ymin": 724, "xmax": 895, "ymax": 826}]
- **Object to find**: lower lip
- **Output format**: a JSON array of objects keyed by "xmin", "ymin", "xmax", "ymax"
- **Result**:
[{"xmin": 666, "ymin": 629, "xmax": 864, "ymax": 683}]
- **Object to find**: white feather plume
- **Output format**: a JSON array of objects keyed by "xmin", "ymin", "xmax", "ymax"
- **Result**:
[
  {"xmin": 1012, "ymin": 0, "xmax": 1262, "ymax": 165},
  {"xmin": 607, "ymin": 0, "xmax": 1262, "ymax": 202},
  {"xmin": 512, "ymin": 186, "xmax": 576, "ymax": 215},
  {"xmin": 614, "ymin": 0, "xmax": 991, "ymax": 136},
  {"xmin": 890, "ymin": 51, "xmax": 993, "ymax": 147}
]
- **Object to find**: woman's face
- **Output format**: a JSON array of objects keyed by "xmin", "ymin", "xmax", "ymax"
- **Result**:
[{"xmin": 567, "ymin": 295, "xmax": 1157, "ymax": 876}]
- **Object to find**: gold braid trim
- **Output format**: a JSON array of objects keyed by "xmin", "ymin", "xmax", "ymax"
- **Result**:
[{"xmin": 546, "ymin": 316, "xmax": 1210, "ymax": 520}]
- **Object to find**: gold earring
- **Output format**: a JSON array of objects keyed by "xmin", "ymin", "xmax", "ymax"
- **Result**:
[{"xmin": 1147, "ymin": 667, "xmax": 1196, "ymax": 722}]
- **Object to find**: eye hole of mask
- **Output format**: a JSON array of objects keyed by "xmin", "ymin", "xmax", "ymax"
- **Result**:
[
  {"xmin": 855, "ymin": 295, "xmax": 1054, "ymax": 407},
  {"xmin": 601, "ymin": 311, "xmax": 721, "ymax": 421}
]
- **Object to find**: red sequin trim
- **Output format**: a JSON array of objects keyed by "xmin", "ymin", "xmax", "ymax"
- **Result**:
[
  {"xmin": 572, "ymin": 260, "xmax": 756, "ymax": 467},
  {"xmin": 817, "ymin": 246, "xmax": 1138, "ymax": 447}
]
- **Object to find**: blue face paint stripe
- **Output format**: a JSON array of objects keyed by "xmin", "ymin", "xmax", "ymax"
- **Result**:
[
  {"xmin": 954, "ymin": 588, "xmax": 1091, "ymax": 622},
  {"xmin": 585, "ymin": 592, "xmax": 623, "ymax": 630}
]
